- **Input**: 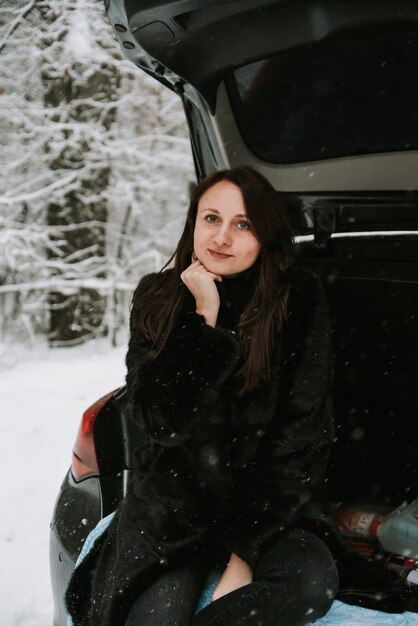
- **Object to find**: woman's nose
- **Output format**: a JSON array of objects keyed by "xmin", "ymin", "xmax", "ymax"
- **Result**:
[{"xmin": 213, "ymin": 225, "xmax": 232, "ymax": 247}]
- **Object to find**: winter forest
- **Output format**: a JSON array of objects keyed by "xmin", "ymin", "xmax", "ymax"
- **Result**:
[{"xmin": 0, "ymin": 0, "xmax": 194, "ymax": 366}]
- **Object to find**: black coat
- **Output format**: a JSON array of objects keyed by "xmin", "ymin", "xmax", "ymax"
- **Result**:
[{"xmin": 66, "ymin": 265, "xmax": 409, "ymax": 626}]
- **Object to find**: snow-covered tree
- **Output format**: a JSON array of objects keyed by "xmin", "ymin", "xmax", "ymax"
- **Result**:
[{"xmin": 0, "ymin": 0, "xmax": 194, "ymax": 361}]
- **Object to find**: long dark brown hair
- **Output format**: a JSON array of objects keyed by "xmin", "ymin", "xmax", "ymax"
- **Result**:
[{"xmin": 131, "ymin": 165, "xmax": 293, "ymax": 393}]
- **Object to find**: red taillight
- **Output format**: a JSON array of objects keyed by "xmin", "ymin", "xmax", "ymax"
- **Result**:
[{"xmin": 71, "ymin": 390, "xmax": 117, "ymax": 481}]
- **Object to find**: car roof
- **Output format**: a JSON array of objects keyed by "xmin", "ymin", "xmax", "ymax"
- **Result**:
[
  {"xmin": 105, "ymin": 0, "xmax": 418, "ymax": 111},
  {"xmin": 105, "ymin": 1, "xmax": 418, "ymax": 192}
]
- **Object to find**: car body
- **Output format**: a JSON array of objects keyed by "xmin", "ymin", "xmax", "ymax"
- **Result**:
[{"xmin": 50, "ymin": 2, "xmax": 418, "ymax": 624}]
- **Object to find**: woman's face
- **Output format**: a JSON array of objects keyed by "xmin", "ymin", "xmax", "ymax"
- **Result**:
[{"xmin": 193, "ymin": 180, "xmax": 261, "ymax": 276}]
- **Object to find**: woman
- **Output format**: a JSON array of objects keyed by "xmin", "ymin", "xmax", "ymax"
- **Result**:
[{"xmin": 66, "ymin": 166, "xmax": 408, "ymax": 626}]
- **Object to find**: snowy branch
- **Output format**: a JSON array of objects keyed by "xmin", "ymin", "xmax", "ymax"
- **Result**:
[
  {"xmin": 0, "ymin": 172, "xmax": 80, "ymax": 205},
  {"xmin": 0, "ymin": 0, "xmax": 36, "ymax": 54}
]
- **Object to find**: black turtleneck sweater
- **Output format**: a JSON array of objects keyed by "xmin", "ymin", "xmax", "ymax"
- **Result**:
[
  {"xmin": 216, "ymin": 260, "xmax": 261, "ymax": 330},
  {"xmin": 66, "ymin": 263, "xmax": 335, "ymax": 625}
]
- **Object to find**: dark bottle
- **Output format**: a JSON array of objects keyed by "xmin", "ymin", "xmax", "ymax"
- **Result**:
[{"xmin": 332, "ymin": 504, "xmax": 387, "ymax": 538}]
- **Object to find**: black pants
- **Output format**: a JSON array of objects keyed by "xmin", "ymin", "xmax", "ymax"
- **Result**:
[{"xmin": 126, "ymin": 528, "xmax": 339, "ymax": 626}]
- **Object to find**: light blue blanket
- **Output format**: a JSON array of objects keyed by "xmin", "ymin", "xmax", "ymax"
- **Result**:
[{"xmin": 68, "ymin": 513, "xmax": 418, "ymax": 626}]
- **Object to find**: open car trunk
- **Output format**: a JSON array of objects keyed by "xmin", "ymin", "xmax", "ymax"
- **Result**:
[
  {"xmin": 287, "ymin": 193, "xmax": 418, "ymax": 507},
  {"xmin": 105, "ymin": 0, "xmax": 418, "ymax": 508}
]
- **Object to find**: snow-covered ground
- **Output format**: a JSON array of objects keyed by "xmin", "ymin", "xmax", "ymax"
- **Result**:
[{"xmin": 0, "ymin": 342, "xmax": 126, "ymax": 626}]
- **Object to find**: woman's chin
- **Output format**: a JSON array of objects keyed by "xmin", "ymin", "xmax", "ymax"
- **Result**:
[
  {"xmin": 206, "ymin": 260, "xmax": 235, "ymax": 276},
  {"xmin": 195, "ymin": 255, "xmax": 226, "ymax": 274}
]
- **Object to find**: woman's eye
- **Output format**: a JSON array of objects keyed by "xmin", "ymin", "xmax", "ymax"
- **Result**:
[
  {"xmin": 205, "ymin": 215, "xmax": 218, "ymax": 224},
  {"xmin": 237, "ymin": 221, "xmax": 250, "ymax": 231}
]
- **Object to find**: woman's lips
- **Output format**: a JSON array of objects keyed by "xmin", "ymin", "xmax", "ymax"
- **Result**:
[{"xmin": 208, "ymin": 249, "xmax": 233, "ymax": 260}]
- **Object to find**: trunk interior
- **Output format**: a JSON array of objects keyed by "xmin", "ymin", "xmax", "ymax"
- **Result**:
[{"xmin": 291, "ymin": 194, "xmax": 418, "ymax": 508}]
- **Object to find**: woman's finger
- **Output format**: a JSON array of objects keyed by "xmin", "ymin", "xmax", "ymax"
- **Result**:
[{"xmin": 182, "ymin": 261, "xmax": 222, "ymax": 283}]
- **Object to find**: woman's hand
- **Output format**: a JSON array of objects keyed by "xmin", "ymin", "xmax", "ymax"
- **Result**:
[
  {"xmin": 212, "ymin": 553, "xmax": 253, "ymax": 602},
  {"xmin": 180, "ymin": 258, "xmax": 222, "ymax": 327}
]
